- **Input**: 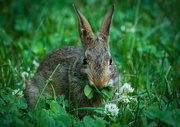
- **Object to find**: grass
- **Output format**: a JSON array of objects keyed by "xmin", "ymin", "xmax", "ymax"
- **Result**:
[{"xmin": 0, "ymin": 0, "xmax": 180, "ymax": 126}]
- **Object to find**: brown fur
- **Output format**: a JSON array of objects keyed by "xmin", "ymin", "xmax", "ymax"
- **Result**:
[{"xmin": 26, "ymin": 5, "xmax": 119, "ymax": 117}]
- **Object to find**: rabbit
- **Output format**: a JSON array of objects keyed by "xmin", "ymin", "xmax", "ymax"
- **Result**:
[{"xmin": 26, "ymin": 4, "xmax": 119, "ymax": 118}]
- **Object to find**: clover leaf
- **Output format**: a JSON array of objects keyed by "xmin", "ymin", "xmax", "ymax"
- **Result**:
[{"xmin": 84, "ymin": 85, "xmax": 94, "ymax": 99}]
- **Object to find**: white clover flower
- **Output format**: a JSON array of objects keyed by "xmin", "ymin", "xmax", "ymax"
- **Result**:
[
  {"xmin": 130, "ymin": 27, "xmax": 135, "ymax": 33},
  {"xmin": 120, "ymin": 95, "xmax": 130, "ymax": 104},
  {"xmin": 120, "ymin": 83, "xmax": 134, "ymax": 94},
  {"xmin": 116, "ymin": 83, "xmax": 134, "ymax": 104},
  {"xmin": 104, "ymin": 103, "xmax": 119, "ymax": 116},
  {"xmin": 27, "ymin": 67, "xmax": 30, "ymax": 71},
  {"xmin": 121, "ymin": 26, "xmax": 126, "ymax": 31},
  {"xmin": 116, "ymin": 94, "xmax": 131, "ymax": 104},
  {"xmin": 12, "ymin": 89, "xmax": 24, "ymax": 96},
  {"xmin": 33, "ymin": 60, "xmax": 39, "ymax": 67},
  {"xmin": 21, "ymin": 71, "xmax": 29, "ymax": 80},
  {"xmin": 120, "ymin": 98, "xmax": 130, "ymax": 103}
]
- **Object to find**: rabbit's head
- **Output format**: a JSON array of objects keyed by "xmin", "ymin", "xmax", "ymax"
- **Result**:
[{"xmin": 73, "ymin": 5, "xmax": 118, "ymax": 90}]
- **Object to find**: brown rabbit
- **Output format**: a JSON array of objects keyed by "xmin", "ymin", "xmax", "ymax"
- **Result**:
[{"xmin": 26, "ymin": 5, "xmax": 119, "ymax": 117}]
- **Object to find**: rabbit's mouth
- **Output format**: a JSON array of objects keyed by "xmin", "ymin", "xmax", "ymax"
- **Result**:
[{"xmin": 88, "ymin": 75, "xmax": 109, "ymax": 90}]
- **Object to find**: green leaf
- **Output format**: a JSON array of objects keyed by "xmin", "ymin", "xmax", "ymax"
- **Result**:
[
  {"xmin": 148, "ymin": 121, "xmax": 158, "ymax": 127},
  {"xmin": 84, "ymin": 85, "xmax": 94, "ymax": 99},
  {"xmin": 139, "ymin": 100, "xmax": 146, "ymax": 109},
  {"xmin": 37, "ymin": 109, "xmax": 48, "ymax": 127},
  {"xmin": 141, "ymin": 117, "xmax": 148, "ymax": 127},
  {"xmin": 101, "ymin": 89, "xmax": 113, "ymax": 98},
  {"xmin": 94, "ymin": 116, "xmax": 106, "ymax": 127},
  {"xmin": 57, "ymin": 114, "xmax": 71, "ymax": 127},
  {"xmin": 57, "ymin": 95, "xmax": 66, "ymax": 104},
  {"xmin": 14, "ymin": 117, "xmax": 25, "ymax": 126},
  {"xmin": 16, "ymin": 96, "xmax": 27, "ymax": 109},
  {"xmin": 39, "ymin": 98, "xmax": 46, "ymax": 108},
  {"xmin": 10, "ymin": 104, "xmax": 19, "ymax": 115},
  {"xmin": 57, "ymin": 95, "xmax": 65, "ymax": 102},
  {"xmin": 110, "ymin": 123, "xmax": 121, "ymax": 127},
  {"xmin": 160, "ymin": 107, "xmax": 175, "ymax": 126},
  {"xmin": 46, "ymin": 94, "xmax": 52, "ymax": 99},
  {"xmin": 1, "ymin": 93, "xmax": 11, "ymax": 101},
  {"xmin": 145, "ymin": 106, "xmax": 161, "ymax": 120},
  {"xmin": 32, "ymin": 42, "xmax": 44, "ymax": 53},
  {"xmin": 107, "ymin": 85, "xmax": 113, "ymax": 90},
  {"xmin": 50, "ymin": 101, "xmax": 59, "ymax": 113},
  {"xmin": 172, "ymin": 109, "xmax": 180, "ymax": 126},
  {"xmin": 28, "ymin": 109, "xmax": 37, "ymax": 119},
  {"xmin": 83, "ymin": 116, "xmax": 94, "ymax": 127},
  {"xmin": 59, "ymin": 106, "xmax": 66, "ymax": 114},
  {"xmin": 46, "ymin": 117, "xmax": 56, "ymax": 127},
  {"xmin": 0, "ymin": 98, "xmax": 5, "ymax": 105},
  {"xmin": 75, "ymin": 122, "xmax": 85, "ymax": 127},
  {"xmin": 46, "ymin": 100, "xmax": 53, "ymax": 105},
  {"xmin": 56, "ymin": 121, "xmax": 66, "ymax": 127}
]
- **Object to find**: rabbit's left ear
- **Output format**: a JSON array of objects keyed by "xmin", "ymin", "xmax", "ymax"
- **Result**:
[
  {"xmin": 99, "ymin": 5, "xmax": 114, "ymax": 36},
  {"xmin": 73, "ymin": 4, "xmax": 93, "ymax": 39}
]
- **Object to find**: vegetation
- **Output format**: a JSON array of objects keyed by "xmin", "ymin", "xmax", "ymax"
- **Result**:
[{"xmin": 0, "ymin": 0, "xmax": 180, "ymax": 126}]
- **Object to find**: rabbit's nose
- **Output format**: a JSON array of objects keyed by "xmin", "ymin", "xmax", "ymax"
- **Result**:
[{"xmin": 89, "ymin": 76, "xmax": 108, "ymax": 89}]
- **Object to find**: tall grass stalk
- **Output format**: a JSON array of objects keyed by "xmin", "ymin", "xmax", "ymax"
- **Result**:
[{"xmin": 35, "ymin": 64, "xmax": 60, "ymax": 109}]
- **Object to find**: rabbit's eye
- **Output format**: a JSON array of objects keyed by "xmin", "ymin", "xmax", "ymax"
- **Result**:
[
  {"xmin": 83, "ymin": 58, "xmax": 88, "ymax": 65},
  {"xmin": 109, "ymin": 58, "xmax": 112, "ymax": 65}
]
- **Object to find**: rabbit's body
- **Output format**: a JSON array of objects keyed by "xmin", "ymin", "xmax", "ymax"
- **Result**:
[
  {"xmin": 26, "ymin": 5, "xmax": 119, "ymax": 117},
  {"xmin": 26, "ymin": 46, "xmax": 81, "ymax": 107}
]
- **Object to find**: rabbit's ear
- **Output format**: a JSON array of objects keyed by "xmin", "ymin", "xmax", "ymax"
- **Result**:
[
  {"xmin": 99, "ymin": 5, "xmax": 114, "ymax": 36},
  {"xmin": 73, "ymin": 5, "xmax": 93, "ymax": 40}
]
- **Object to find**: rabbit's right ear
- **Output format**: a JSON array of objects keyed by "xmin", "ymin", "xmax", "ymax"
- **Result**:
[
  {"xmin": 99, "ymin": 5, "xmax": 114, "ymax": 36},
  {"xmin": 73, "ymin": 5, "xmax": 94, "ymax": 43}
]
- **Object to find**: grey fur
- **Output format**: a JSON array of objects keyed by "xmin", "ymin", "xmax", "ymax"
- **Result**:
[{"xmin": 26, "ymin": 5, "xmax": 119, "ymax": 117}]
